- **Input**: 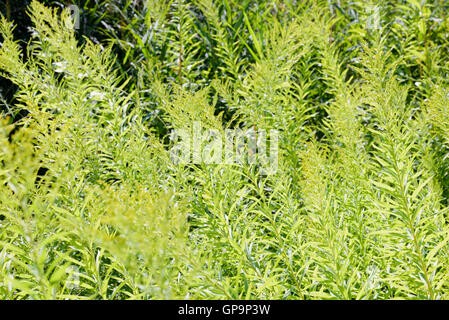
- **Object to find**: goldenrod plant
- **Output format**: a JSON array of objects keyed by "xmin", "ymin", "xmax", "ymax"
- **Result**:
[{"xmin": 1, "ymin": 0, "xmax": 449, "ymax": 299}]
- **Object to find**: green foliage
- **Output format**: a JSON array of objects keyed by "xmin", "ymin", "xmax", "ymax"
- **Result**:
[{"xmin": 2, "ymin": 0, "xmax": 449, "ymax": 300}]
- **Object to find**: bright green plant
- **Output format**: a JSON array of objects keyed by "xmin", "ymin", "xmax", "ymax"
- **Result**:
[{"xmin": 1, "ymin": 0, "xmax": 449, "ymax": 300}]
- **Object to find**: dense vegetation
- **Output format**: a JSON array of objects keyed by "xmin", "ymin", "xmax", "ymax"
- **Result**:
[{"xmin": 2, "ymin": 0, "xmax": 449, "ymax": 299}]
